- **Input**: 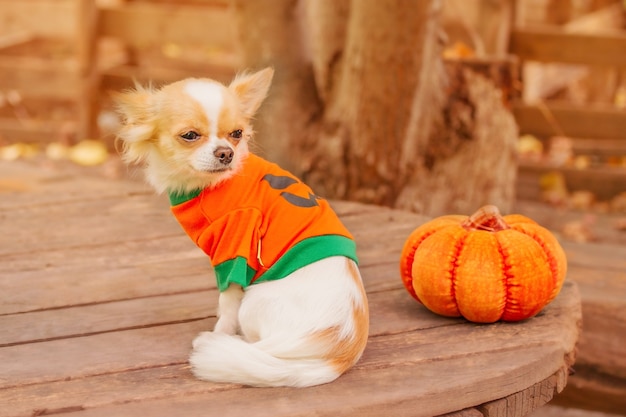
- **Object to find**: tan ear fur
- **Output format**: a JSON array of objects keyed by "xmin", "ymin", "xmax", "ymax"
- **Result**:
[
  {"xmin": 113, "ymin": 86, "xmax": 157, "ymax": 164},
  {"xmin": 112, "ymin": 85, "xmax": 155, "ymax": 125},
  {"xmin": 228, "ymin": 67, "xmax": 274, "ymax": 118}
]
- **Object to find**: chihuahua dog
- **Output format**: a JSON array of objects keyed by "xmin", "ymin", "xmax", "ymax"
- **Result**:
[{"xmin": 114, "ymin": 68, "xmax": 369, "ymax": 387}]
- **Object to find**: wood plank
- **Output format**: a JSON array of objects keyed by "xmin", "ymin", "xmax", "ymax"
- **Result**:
[
  {"xmin": 0, "ymin": 235, "xmax": 211, "ymax": 315},
  {"xmin": 0, "ymin": 227, "xmax": 414, "ymax": 315},
  {"xmin": 0, "ymin": 291, "xmax": 216, "ymax": 347},
  {"xmin": 513, "ymin": 101, "xmax": 626, "ymax": 141},
  {"xmin": 0, "ymin": 282, "xmax": 579, "ymax": 387},
  {"xmin": 514, "ymin": 200, "xmax": 626, "ymax": 246},
  {"xmin": 0, "ymin": 287, "xmax": 454, "ymax": 348},
  {"xmin": 0, "ymin": 223, "xmax": 419, "ymax": 316},
  {"xmin": 100, "ymin": 62, "xmax": 238, "ymax": 88},
  {"xmin": 0, "ymin": 194, "xmax": 178, "ymax": 255},
  {"xmin": 529, "ymin": 404, "xmax": 622, "ymax": 417},
  {"xmin": 576, "ymin": 299, "xmax": 626, "ymax": 379},
  {"xmin": 99, "ymin": 3, "xmax": 237, "ymax": 50},
  {"xmin": 569, "ymin": 137, "xmax": 626, "ymax": 157},
  {"xmin": 0, "ymin": 0, "xmax": 78, "ymax": 38},
  {"xmin": 478, "ymin": 364, "xmax": 570, "ymax": 417},
  {"xmin": 0, "ymin": 193, "xmax": 418, "ymax": 258},
  {"xmin": 0, "ymin": 160, "xmax": 423, "ymax": 317},
  {"xmin": 0, "ymin": 159, "xmax": 585, "ymax": 416},
  {"xmin": 0, "ymin": 161, "xmax": 151, "ymax": 209},
  {"xmin": 0, "ymin": 118, "xmax": 69, "ymax": 143},
  {"xmin": 518, "ymin": 161, "xmax": 626, "ymax": 201},
  {"xmin": 510, "ymin": 27, "xmax": 626, "ymax": 68},
  {"xmin": 0, "ymin": 346, "xmax": 566, "ymax": 417},
  {"xmin": 517, "ymin": 3, "xmax": 626, "ymax": 101},
  {"xmin": 561, "ymin": 240, "xmax": 626, "ymax": 271},
  {"xmin": 562, "ymin": 3, "xmax": 625, "ymax": 33},
  {"xmin": 0, "ymin": 62, "xmax": 79, "ymax": 99},
  {"xmin": 0, "ymin": 283, "xmax": 579, "ymax": 416},
  {"xmin": 0, "ymin": 31, "xmax": 36, "ymax": 50},
  {"xmin": 554, "ymin": 367, "xmax": 626, "ymax": 415},
  {"xmin": 0, "ymin": 242, "xmax": 405, "ymax": 316}
]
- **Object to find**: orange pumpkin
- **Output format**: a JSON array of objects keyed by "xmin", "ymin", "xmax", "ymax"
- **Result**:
[{"xmin": 400, "ymin": 205, "xmax": 567, "ymax": 323}]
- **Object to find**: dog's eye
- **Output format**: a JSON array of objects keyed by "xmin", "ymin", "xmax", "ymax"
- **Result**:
[
  {"xmin": 180, "ymin": 131, "xmax": 200, "ymax": 141},
  {"xmin": 230, "ymin": 129, "xmax": 243, "ymax": 140}
]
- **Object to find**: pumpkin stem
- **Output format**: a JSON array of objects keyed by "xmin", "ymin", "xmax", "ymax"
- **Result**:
[{"xmin": 462, "ymin": 205, "xmax": 510, "ymax": 232}]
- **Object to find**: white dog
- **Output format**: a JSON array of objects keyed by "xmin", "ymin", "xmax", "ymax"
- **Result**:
[{"xmin": 115, "ymin": 67, "xmax": 369, "ymax": 387}]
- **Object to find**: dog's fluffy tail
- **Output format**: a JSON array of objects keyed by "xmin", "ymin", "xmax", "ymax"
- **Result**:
[{"xmin": 189, "ymin": 332, "xmax": 342, "ymax": 388}]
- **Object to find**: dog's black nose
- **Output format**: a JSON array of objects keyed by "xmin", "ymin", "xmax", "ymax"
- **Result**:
[{"xmin": 214, "ymin": 147, "xmax": 234, "ymax": 165}]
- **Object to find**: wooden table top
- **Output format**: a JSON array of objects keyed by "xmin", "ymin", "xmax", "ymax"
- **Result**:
[{"xmin": 0, "ymin": 159, "xmax": 582, "ymax": 417}]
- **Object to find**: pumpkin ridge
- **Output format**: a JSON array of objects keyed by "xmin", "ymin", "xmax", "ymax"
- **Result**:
[
  {"xmin": 495, "ymin": 237, "xmax": 514, "ymax": 318},
  {"xmin": 400, "ymin": 226, "xmax": 452, "ymax": 301},
  {"xmin": 449, "ymin": 232, "xmax": 468, "ymax": 314},
  {"xmin": 510, "ymin": 224, "xmax": 564, "ymax": 302}
]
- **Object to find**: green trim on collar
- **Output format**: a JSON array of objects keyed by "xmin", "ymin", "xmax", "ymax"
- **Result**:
[{"xmin": 169, "ymin": 188, "xmax": 203, "ymax": 206}]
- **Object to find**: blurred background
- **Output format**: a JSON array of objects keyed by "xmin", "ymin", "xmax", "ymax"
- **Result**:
[
  {"xmin": 0, "ymin": 2, "xmax": 625, "ymax": 415},
  {"xmin": 0, "ymin": 0, "xmax": 624, "ymax": 241}
]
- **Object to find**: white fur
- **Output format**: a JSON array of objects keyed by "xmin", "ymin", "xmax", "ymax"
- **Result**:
[
  {"xmin": 213, "ymin": 284, "xmax": 244, "ymax": 335},
  {"xmin": 191, "ymin": 257, "xmax": 367, "ymax": 387},
  {"xmin": 189, "ymin": 138, "xmax": 233, "ymax": 173},
  {"xmin": 183, "ymin": 81, "xmax": 238, "ymax": 174},
  {"xmin": 184, "ymin": 80, "xmax": 224, "ymax": 138}
]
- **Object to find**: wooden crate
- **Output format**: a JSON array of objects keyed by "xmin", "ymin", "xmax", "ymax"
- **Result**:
[
  {"xmin": 0, "ymin": 0, "xmax": 95, "ymax": 144},
  {"xmin": 0, "ymin": 0, "xmax": 240, "ymax": 145},
  {"xmin": 509, "ymin": 1, "xmax": 626, "ymax": 202}
]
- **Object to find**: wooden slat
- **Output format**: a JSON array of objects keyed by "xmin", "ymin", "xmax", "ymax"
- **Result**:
[
  {"xmin": 0, "ymin": 283, "xmax": 579, "ymax": 416},
  {"xmin": 510, "ymin": 26, "xmax": 626, "ymax": 68},
  {"xmin": 0, "ymin": 287, "xmax": 434, "ymax": 350},
  {"xmin": 0, "ymin": 346, "xmax": 566, "ymax": 417},
  {"xmin": 2, "ymin": 286, "xmax": 578, "ymax": 382},
  {"xmin": 0, "ymin": 0, "xmax": 77, "ymax": 38},
  {"xmin": 513, "ymin": 101, "xmax": 626, "ymax": 140},
  {"xmin": 0, "ymin": 118, "xmax": 68, "ymax": 143},
  {"xmin": 570, "ymin": 137, "xmax": 626, "ymax": 157},
  {"xmin": 0, "ymin": 31, "xmax": 35, "ymax": 50},
  {"xmin": 99, "ymin": 3, "xmax": 237, "ymax": 50},
  {"xmin": 562, "ymin": 3, "xmax": 625, "ymax": 33},
  {"xmin": 518, "ymin": 162, "xmax": 626, "ymax": 201},
  {"xmin": 0, "ymin": 62, "xmax": 79, "ymax": 99},
  {"xmin": 100, "ymin": 63, "xmax": 237, "ymax": 89},
  {"xmin": 0, "ymin": 159, "xmax": 585, "ymax": 416},
  {"xmin": 514, "ymin": 201, "xmax": 626, "ymax": 246}
]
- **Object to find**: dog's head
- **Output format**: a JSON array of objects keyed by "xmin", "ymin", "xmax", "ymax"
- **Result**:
[{"xmin": 114, "ymin": 67, "xmax": 274, "ymax": 193}]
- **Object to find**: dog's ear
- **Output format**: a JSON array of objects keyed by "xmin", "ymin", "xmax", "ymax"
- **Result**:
[
  {"xmin": 112, "ymin": 86, "xmax": 157, "ymax": 164},
  {"xmin": 229, "ymin": 67, "xmax": 274, "ymax": 118},
  {"xmin": 112, "ymin": 84, "xmax": 155, "ymax": 126}
]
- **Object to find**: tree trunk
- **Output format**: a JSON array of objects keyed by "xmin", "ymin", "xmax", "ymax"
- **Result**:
[
  {"xmin": 395, "ymin": 58, "xmax": 519, "ymax": 215},
  {"xmin": 231, "ymin": 0, "xmax": 321, "ymax": 173},
  {"xmin": 306, "ymin": 0, "xmax": 444, "ymax": 206},
  {"xmin": 232, "ymin": 0, "xmax": 518, "ymax": 217}
]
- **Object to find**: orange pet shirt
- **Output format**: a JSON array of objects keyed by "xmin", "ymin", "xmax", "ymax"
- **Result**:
[{"xmin": 169, "ymin": 154, "xmax": 357, "ymax": 292}]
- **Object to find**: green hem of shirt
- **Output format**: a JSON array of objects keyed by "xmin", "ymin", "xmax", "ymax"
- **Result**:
[
  {"xmin": 214, "ymin": 257, "xmax": 256, "ymax": 292},
  {"xmin": 214, "ymin": 235, "xmax": 357, "ymax": 292}
]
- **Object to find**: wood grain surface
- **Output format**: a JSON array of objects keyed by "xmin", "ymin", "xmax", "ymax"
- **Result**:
[{"xmin": 0, "ymin": 159, "xmax": 582, "ymax": 417}]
